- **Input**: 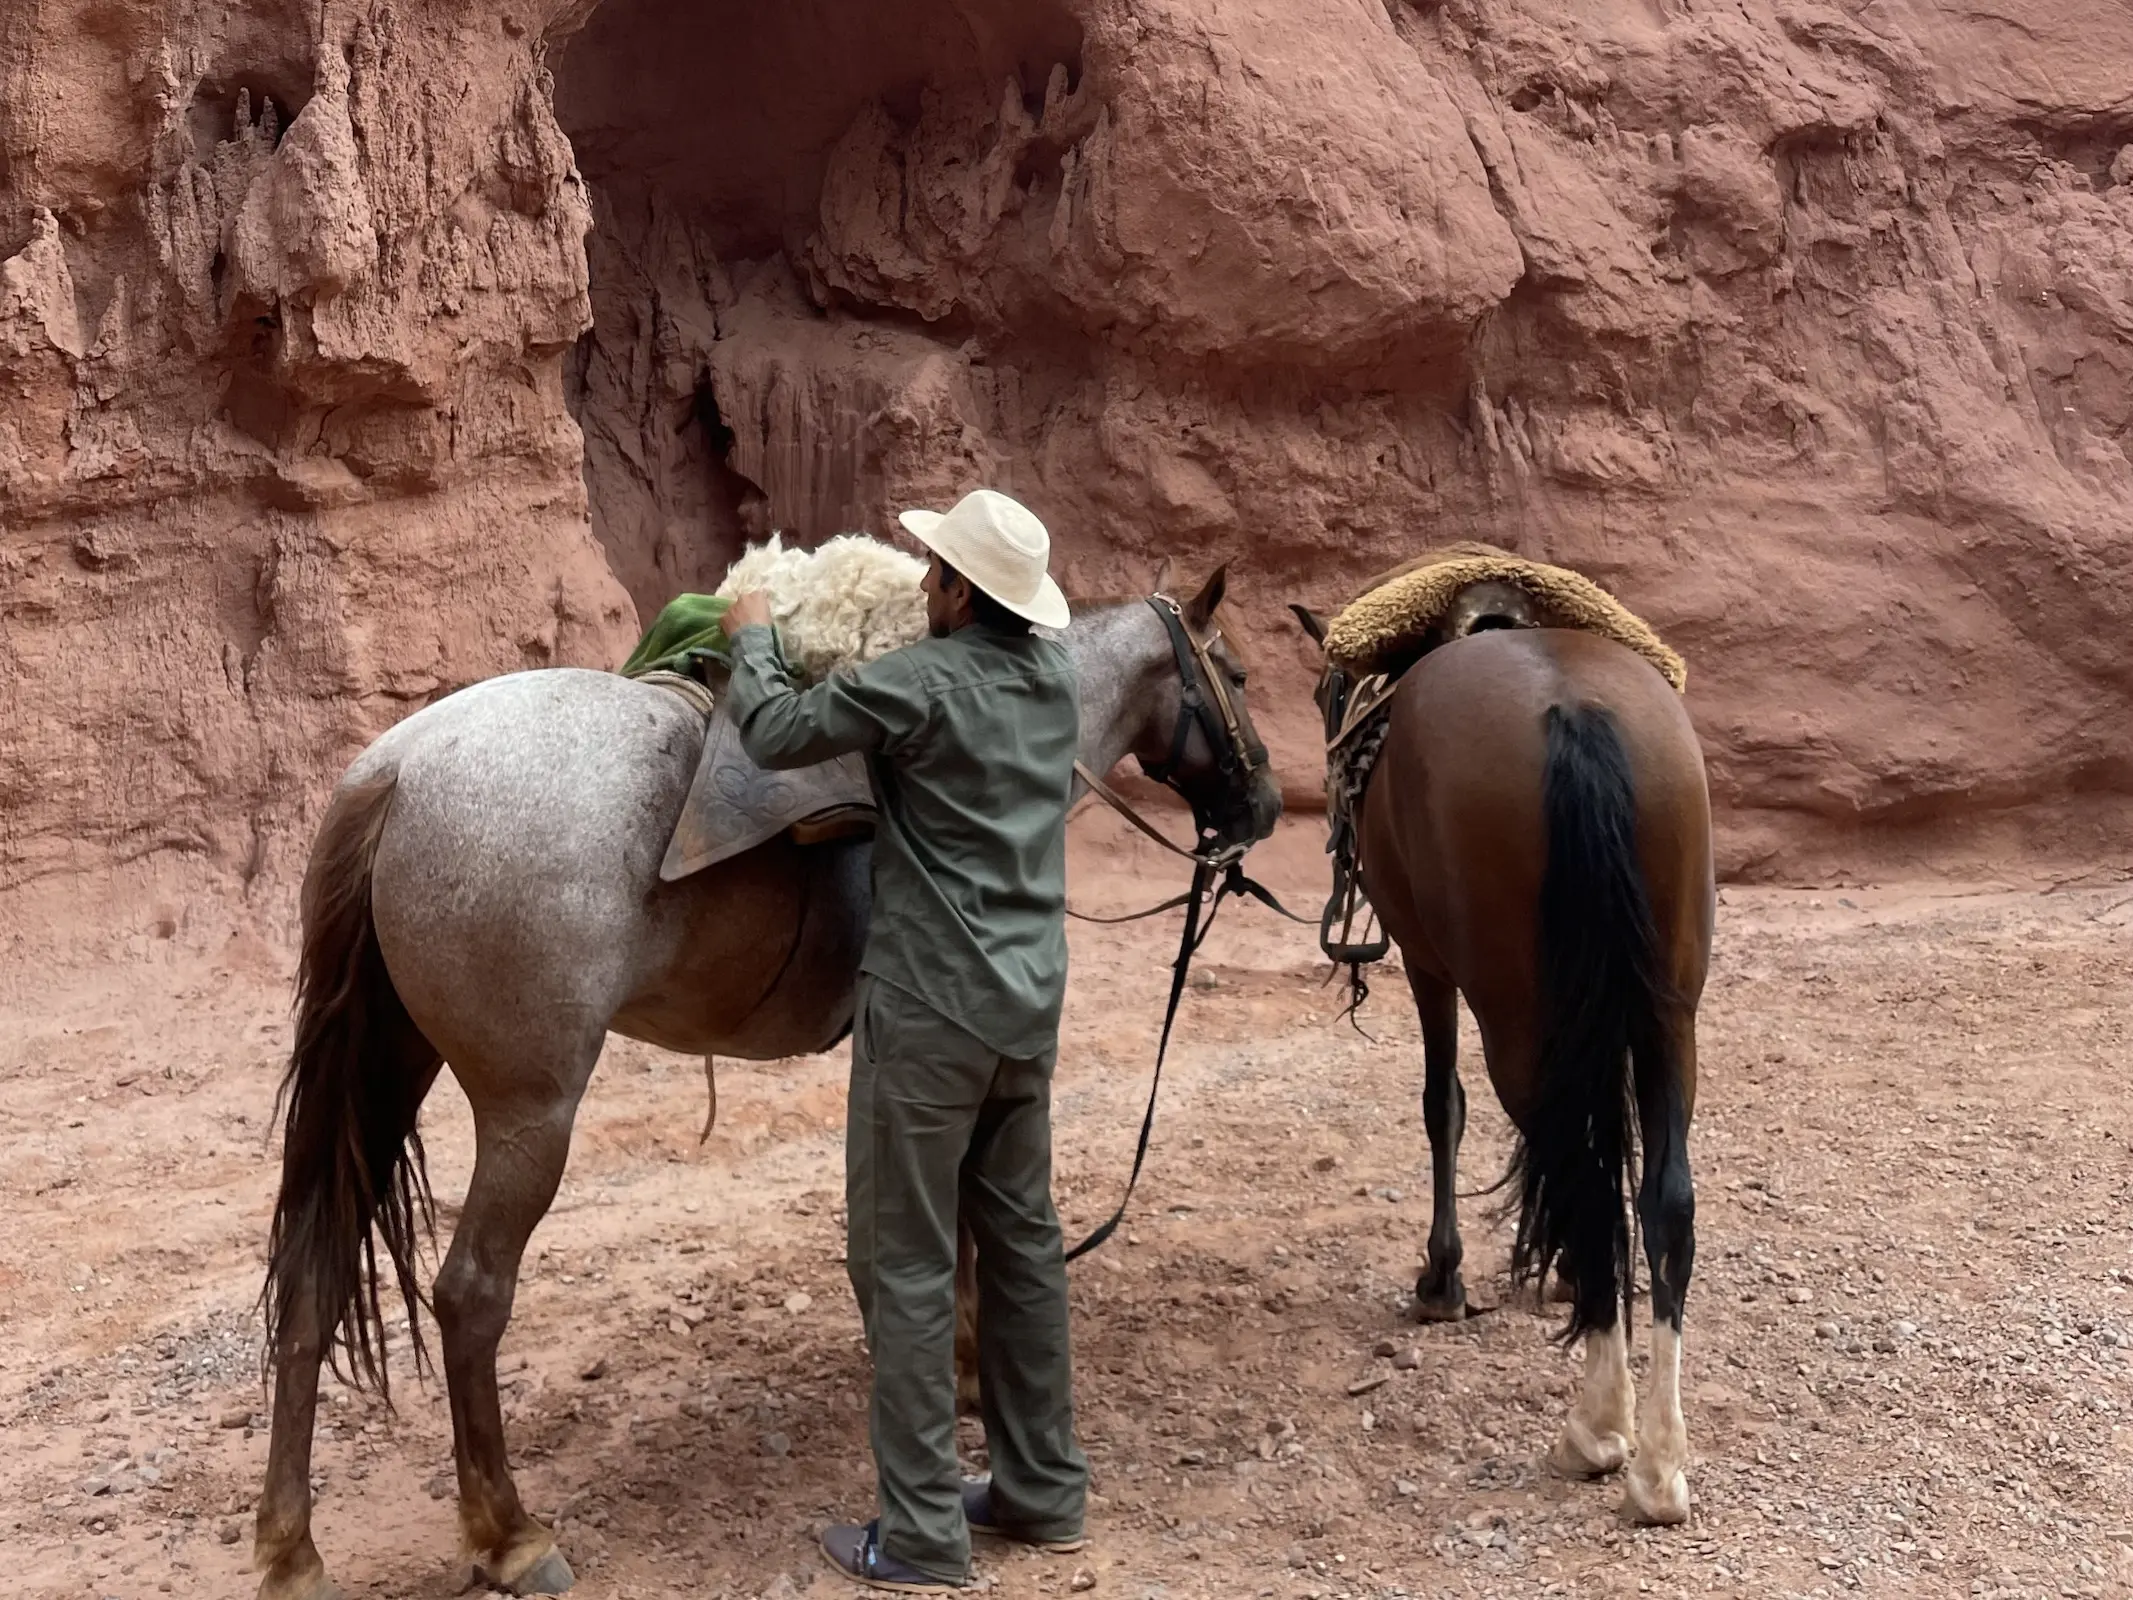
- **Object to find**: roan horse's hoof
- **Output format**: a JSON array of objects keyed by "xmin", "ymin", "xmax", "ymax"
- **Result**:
[{"xmin": 474, "ymin": 1548, "xmax": 576, "ymax": 1596}]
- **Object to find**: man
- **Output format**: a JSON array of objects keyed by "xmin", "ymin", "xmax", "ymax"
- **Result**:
[{"xmin": 719, "ymin": 488, "xmax": 1090, "ymax": 1593}]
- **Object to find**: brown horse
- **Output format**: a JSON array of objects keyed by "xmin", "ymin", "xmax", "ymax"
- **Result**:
[{"xmin": 1291, "ymin": 604, "xmax": 1714, "ymax": 1525}]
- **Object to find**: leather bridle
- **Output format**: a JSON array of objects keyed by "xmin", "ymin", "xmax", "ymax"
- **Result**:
[{"xmin": 1071, "ymin": 592, "xmax": 1270, "ymax": 869}]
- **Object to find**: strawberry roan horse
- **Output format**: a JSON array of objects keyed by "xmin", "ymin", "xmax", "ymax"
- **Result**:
[
  {"xmin": 1291, "ymin": 606, "xmax": 1714, "ymax": 1524},
  {"xmin": 253, "ymin": 568, "xmax": 1279, "ymax": 1600}
]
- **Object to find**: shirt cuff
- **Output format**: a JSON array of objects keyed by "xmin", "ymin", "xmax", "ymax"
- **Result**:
[{"xmin": 732, "ymin": 622, "xmax": 783, "ymax": 665}]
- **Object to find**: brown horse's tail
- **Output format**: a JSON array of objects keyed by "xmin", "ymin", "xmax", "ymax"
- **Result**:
[
  {"xmin": 261, "ymin": 774, "xmax": 441, "ymax": 1401},
  {"xmin": 1509, "ymin": 703, "xmax": 1672, "ymax": 1343}
]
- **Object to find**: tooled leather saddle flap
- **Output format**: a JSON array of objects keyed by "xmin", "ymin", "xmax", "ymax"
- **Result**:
[{"xmin": 659, "ymin": 706, "xmax": 877, "ymax": 882}]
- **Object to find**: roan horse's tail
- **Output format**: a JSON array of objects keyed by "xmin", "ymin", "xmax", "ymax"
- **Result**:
[
  {"xmin": 261, "ymin": 774, "xmax": 441, "ymax": 1399},
  {"xmin": 1509, "ymin": 703, "xmax": 1676, "ymax": 1343}
]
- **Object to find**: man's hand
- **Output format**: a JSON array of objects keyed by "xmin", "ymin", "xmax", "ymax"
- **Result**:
[{"xmin": 721, "ymin": 590, "xmax": 773, "ymax": 638}]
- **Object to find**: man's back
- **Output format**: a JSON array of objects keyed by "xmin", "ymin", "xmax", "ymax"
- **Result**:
[{"xmin": 723, "ymin": 621, "xmax": 1079, "ymax": 1058}]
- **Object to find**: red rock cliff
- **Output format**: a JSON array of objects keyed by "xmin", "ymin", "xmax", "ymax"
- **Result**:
[{"xmin": 4, "ymin": 0, "xmax": 2130, "ymax": 948}]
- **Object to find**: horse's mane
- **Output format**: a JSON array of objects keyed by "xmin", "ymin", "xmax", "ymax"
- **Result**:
[{"xmin": 1066, "ymin": 589, "xmax": 1254, "ymax": 670}]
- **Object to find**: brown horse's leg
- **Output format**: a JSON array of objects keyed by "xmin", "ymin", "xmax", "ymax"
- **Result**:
[
  {"xmin": 255, "ymin": 1302, "xmax": 339, "ymax": 1600},
  {"xmin": 954, "ymin": 1217, "xmax": 982, "ymax": 1415},
  {"xmin": 1626, "ymin": 1008, "xmax": 1697, "ymax": 1525},
  {"xmin": 1551, "ymin": 1318, "xmax": 1636, "ymax": 1479},
  {"xmin": 434, "ymin": 1091, "xmax": 584, "ymax": 1595},
  {"xmin": 1410, "ymin": 973, "xmax": 1468, "ymax": 1322}
]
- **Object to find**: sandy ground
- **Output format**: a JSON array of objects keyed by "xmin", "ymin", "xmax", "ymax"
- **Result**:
[{"xmin": 3, "ymin": 815, "xmax": 2131, "ymax": 1600}]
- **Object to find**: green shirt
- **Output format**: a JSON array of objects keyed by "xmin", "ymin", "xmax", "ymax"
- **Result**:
[{"xmin": 725, "ymin": 621, "xmax": 1080, "ymax": 1059}]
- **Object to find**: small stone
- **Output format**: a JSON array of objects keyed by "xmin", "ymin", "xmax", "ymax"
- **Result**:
[
  {"xmin": 1312, "ymin": 1156, "xmax": 1338, "ymax": 1173},
  {"xmin": 218, "ymin": 1521, "xmax": 243, "ymax": 1545},
  {"xmin": 1814, "ymin": 1321, "xmax": 1839, "ymax": 1341},
  {"xmin": 1070, "ymin": 1569, "xmax": 1097, "ymax": 1592},
  {"xmin": 218, "ymin": 1407, "xmax": 252, "ymax": 1430},
  {"xmin": 1285, "ymin": 1546, "xmax": 1311, "ymax": 1569},
  {"xmin": 83, "ymin": 1476, "xmax": 111, "ymax": 1497},
  {"xmin": 1784, "ymin": 1287, "xmax": 1812, "ymax": 1305},
  {"xmin": 579, "ymin": 1358, "xmax": 609, "ymax": 1381},
  {"xmin": 1394, "ymin": 1478, "xmax": 1418, "ymax": 1496},
  {"xmin": 1176, "ymin": 1449, "xmax": 1206, "ymax": 1466},
  {"xmin": 1345, "ymin": 1374, "xmax": 1389, "ymax": 1397},
  {"xmin": 1360, "ymin": 1410, "xmax": 1376, "ymax": 1432},
  {"xmin": 784, "ymin": 1293, "xmax": 813, "ymax": 1315},
  {"xmin": 1393, "ymin": 1347, "xmax": 1422, "ymax": 1371},
  {"xmin": 668, "ymin": 1318, "xmax": 689, "ymax": 1338},
  {"xmin": 1892, "ymin": 1320, "xmax": 1918, "ymax": 1340},
  {"xmin": 760, "ymin": 1431, "xmax": 792, "ymax": 1457},
  {"xmin": 1372, "ymin": 1339, "xmax": 1398, "ymax": 1359}
]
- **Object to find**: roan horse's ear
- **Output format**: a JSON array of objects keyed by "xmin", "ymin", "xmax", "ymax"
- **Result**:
[
  {"xmin": 1288, "ymin": 603, "xmax": 1329, "ymax": 647},
  {"xmin": 1183, "ymin": 562, "xmax": 1229, "ymax": 630},
  {"xmin": 1152, "ymin": 555, "xmax": 1177, "ymax": 595}
]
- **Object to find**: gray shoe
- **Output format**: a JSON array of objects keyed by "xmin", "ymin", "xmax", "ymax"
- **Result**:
[
  {"xmin": 961, "ymin": 1479, "xmax": 1086, "ymax": 1554},
  {"xmin": 820, "ymin": 1520, "xmax": 966, "ymax": 1594}
]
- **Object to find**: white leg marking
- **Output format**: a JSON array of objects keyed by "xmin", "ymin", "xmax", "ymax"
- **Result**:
[
  {"xmin": 1550, "ymin": 1322, "xmax": 1635, "ymax": 1478},
  {"xmin": 1626, "ymin": 1321, "xmax": 1691, "ymax": 1524}
]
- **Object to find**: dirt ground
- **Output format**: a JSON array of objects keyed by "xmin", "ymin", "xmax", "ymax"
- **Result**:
[{"xmin": 3, "ymin": 815, "xmax": 2131, "ymax": 1600}]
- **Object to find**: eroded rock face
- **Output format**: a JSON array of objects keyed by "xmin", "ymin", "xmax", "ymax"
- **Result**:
[{"xmin": 3, "ymin": 0, "xmax": 2130, "ymax": 943}]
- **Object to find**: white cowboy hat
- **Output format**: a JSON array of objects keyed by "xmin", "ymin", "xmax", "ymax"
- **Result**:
[{"xmin": 897, "ymin": 488, "xmax": 1071, "ymax": 630}]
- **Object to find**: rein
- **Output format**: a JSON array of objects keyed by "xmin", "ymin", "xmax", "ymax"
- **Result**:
[{"xmin": 1060, "ymin": 592, "xmax": 1305, "ymax": 1262}]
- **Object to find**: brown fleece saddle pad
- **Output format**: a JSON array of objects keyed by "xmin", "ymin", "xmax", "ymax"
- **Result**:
[{"xmin": 1323, "ymin": 545, "xmax": 1687, "ymax": 693}]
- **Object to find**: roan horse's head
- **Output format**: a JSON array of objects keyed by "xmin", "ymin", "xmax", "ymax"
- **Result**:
[{"xmin": 1120, "ymin": 563, "xmax": 1284, "ymax": 854}]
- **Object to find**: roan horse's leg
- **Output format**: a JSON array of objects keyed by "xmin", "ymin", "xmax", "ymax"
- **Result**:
[
  {"xmin": 1626, "ymin": 1008, "xmax": 1697, "ymax": 1524},
  {"xmin": 1410, "ymin": 973, "xmax": 1468, "ymax": 1321},
  {"xmin": 434, "ymin": 1081, "xmax": 589, "ymax": 1594},
  {"xmin": 255, "ymin": 1301, "xmax": 340, "ymax": 1600}
]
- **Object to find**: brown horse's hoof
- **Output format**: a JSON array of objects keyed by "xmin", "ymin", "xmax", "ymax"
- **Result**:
[
  {"xmin": 1550, "ymin": 1417, "xmax": 1631, "ymax": 1479},
  {"xmin": 1413, "ymin": 1266, "xmax": 1468, "ymax": 1323},
  {"xmin": 474, "ymin": 1547, "xmax": 575, "ymax": 1595},
  {"xmin": 257, "ymin": 1571, "xmax": 344, "ymax": 1600},
  {"xmin": 256, "ymin": 1540, "xmax": 345, "ymax": 1600},
  {"xmin": 1624, "ymin": 1462, "xmax": 1691, "ymax": 1525}
]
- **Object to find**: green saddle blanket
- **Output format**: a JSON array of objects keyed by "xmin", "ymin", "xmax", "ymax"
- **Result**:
[{"xmin": 619, "ymin": 592, "xmax": 736, "ymax": 679}]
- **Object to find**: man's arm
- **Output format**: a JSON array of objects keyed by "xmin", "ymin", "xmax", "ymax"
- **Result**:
[{"xmin": 722, "ymin": 619, "xmax": 929, "ymax": 770}]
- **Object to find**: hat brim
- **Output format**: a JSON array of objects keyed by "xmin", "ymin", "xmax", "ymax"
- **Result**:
[{"xmin": 898, "ymin": 508, "xmax": 1071, "ymax": 629}]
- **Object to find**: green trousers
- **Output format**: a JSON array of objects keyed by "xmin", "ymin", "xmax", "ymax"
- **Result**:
[{"xmin": 846, "ymin": 975, "xmax": 1090, "ymax": 1581}]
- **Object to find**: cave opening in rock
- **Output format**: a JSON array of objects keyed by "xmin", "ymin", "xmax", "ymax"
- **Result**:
[{"xmin": 552, "ymin": 0, "xmax": 1084, "ymax": 623}]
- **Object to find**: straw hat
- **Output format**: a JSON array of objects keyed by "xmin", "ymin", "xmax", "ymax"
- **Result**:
[{"xmin": 897, "ymin": 489, "xmax": 1071, "ymax": 629}]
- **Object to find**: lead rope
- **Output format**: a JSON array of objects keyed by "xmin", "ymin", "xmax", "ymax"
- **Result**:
[
  {"xmin": 1065, "ymin": 854, "xmax": 1217, "ymax": 1261},
  {"xmin": 1062, "ymin": 852, "xmax": 1311, "ymax": 1262}
]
